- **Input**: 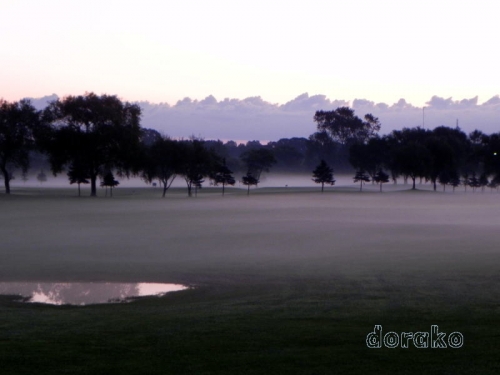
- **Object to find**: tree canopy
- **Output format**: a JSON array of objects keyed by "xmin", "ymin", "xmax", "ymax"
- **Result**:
[
  {"xmin": 44, "ymin": 93, "xmax": 142, "ymax": 196},
  {"xmin": 0, "ymin": 99, "xmax": 40, "ymax": 193}
]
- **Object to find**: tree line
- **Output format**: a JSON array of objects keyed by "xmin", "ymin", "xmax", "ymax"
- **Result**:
[{"xmin": 1, "ymin": 93, "xmax": 499, "ymax": 196}]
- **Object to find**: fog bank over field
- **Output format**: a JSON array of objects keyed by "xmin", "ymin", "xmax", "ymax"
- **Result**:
[
  {"xmin": 8, "ymin": 173, "xmax": 396, "ymax": 190},
  {"xmin": 1, "ymin": 188, "xmax": 500, "ymax": 293},
  {"xmin": 27, "ymin": 93, "xmax": 500, "ymax": 142}
]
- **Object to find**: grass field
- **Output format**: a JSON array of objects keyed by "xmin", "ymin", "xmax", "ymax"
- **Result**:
[{"xmin": 1, "ymin": 184, "xmax": 499, "ymax": 374}]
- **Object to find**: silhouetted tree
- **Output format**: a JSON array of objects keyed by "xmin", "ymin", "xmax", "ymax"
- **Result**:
[
  {"xmin": 353, "ymin": 169, "xmax": 370, "ymax": 191},
  {"xmin": 240, "ymin": 148, "xmax": 276, "ymax": 181},
  {"xmin": 141, "ymin": 136, "xmax": 181, "ymax": 197},
  {"xmin": 241, "ymin": 172, "xmax": 259, "ymax": 196},
  {"xmin": 349, "ymin": 136, "xmax": 388, "ymax": 181},
  {"xmin": 479, "ymin": 172, "xmax": 489, "ymax": 192},
  {"xmin": 179, "ymin": 139, "xmax": 217, "ymax": 197},
  {"xmin": 487, "ymin": 175, "xmax": 500, "ymax": 192},
  {"xmin": 44, "ymin": 93, "xmax": 141, "ymax": 197},
  {"xmin": 448, "ymin": 171, "xmax": 461, "ymax": 192},
  {"xmin": 67, "ymin": 161, "xmax": 89, "ymax": 197},
  {"xmin": 314, "ymin": 107, "xmax": 380, "ymax": 145},
  {"xmin": 468, "ymin": 172, "xmax": 481, "ymax": 192},
  {"xmin": 100, "ymin": 171, "xmax": 119, "ymax": 197},
  {"xmin": 0, "ymin": 99, "xmax": 40, "ymax": 194},
  {"xmin": 482, "ymin": 132, "xmax": 500, "ymax": 178},
  {"xmin": 394, "ymin": 141, "xmax": 432, "ymax": 190},
  {"xmin": 36, "ymin": 170, "xmax": 47, "ymax": 184},
  {"xmin": 268, "ymin": 138, "xmax": 307, "ymax": 172},
  {"xmin": 212, "ymin": 158, "xmax": 235, "ymax": 195},
  {"xmin": 373, "ymin": 169, "xmax": 389, "ymax": 192},
  {"xmin": 425, "ymin": 136, "xmax": 455, "ymax": 191},
  {"xmin": 438, "ymin": 170, "xmax": 451, "ymax": 191},
  {"xmin": 312, "ymin": 159, "xmax": 335, "ymax": 192}
]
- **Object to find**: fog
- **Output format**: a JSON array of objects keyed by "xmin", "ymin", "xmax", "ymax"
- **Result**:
[
  {"xmin": 8, "ymin": 173, "xmax": 404, "ymax": 192},
  {"xmin": 1, "ymin": 186, "xmax": 499, "ymax": 308}
]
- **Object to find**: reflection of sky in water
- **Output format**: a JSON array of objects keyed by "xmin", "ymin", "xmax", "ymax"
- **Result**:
[{"xmin": 0, "ymin": 282, "xmax": 187, "ymax": 305}]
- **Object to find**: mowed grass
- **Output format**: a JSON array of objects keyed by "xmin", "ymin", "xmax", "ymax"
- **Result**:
[{"xmin": 1, "ymin": 185, "xmax": 499, "ymax": 374}]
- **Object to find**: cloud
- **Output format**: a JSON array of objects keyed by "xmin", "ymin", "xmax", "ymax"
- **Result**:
[{"xmin": 25, "ymin": 93, "xmax": 500, "ymax": 141}]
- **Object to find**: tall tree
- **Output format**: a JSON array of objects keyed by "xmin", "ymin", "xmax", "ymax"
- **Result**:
[
  {"xmin": 0, "ymin": 99, "xmax": 40, "ymax": 194},
  {"xmin": 67, "ymin": 160, "xmax": 89, "ymax": 197},
  {"xmin": 212, "ymin": 158, "xmax": 235, "ymax": 195},
  {"xmin": 394, "ymin": 142, "xmax": 432, "ymax": 190},
  {"xmin": 44, "ymin": 93, "xmax": 141, "ymax": 196},
  {"xmin": 314, "ymin": 107, "xmax": 380, "ymax": 146},
  {"xmin": 373, "ymin": 169, "xmax": 390, "ymax": 192},
  {"xmin": 141, "ymin": 136, "xmax": 181, "ymax": 197},
  {"xmin": 448, "ymin": 171, "xmax": 461, "ymax": 192},
  {"xmin": 179, "ymin": 139, "xmax": 217, "ymax": 197},
  {"xmin": 312, "ymin": 159, "xmax": 335, "ymax": 192}
]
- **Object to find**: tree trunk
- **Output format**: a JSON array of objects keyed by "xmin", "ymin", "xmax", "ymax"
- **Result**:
[
  {"xmin": 360, "ymin": 181, "xmax": 362, "ymax": 191},
  {"xmin": 90, "ymin": 173, "xmax": 97, "ymax": 197},
  {"xmin": 247, "ymin": 184, "xmax": 250, "ymax": 196},
  {"xmin": 162, "ymin": 182, "xmax": 167, "ymax": 198},
  {"xmin": 222, "ymin": 182, "xmax": 225, "ymax": 196},
  {"xmin": 1, "ymin": 166, "xmax": 10, "ymax": 194},
  {"xmin": 412, "ymin": 177, "xmax": 416, "ymax": 190},
  {"xmin": 78, "ymin": 183, "xmax": 81, "ymax": 197},
  {"xmin": 433, "ymin": 180, "xmax": 437, "ymax": 191},
  {"xmin": 321, "ymin": 182, "xmax": 324, "ymax": 192}
]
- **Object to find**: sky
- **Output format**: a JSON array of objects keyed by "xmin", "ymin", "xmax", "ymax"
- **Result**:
[{"xmin": 1, "ymin": 0, "xmax": 499, "ymax": 140}]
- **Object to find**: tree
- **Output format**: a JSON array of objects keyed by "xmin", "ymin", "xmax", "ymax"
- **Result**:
[
  {"xmin": 37, "ymin": 170, "xmax": 47, "ymax": 184},
  {"xmin": 487, "ymin": 174, "xmax": 500, "ymax": 192},
  {"xmin": 314, "ymin": 107, "xmax": 380, "ymax": 146},
  {"xmin": 240, "ymin": 148, "xmax": 276, "ymax": 182},
  {"xmin": 448, "ymin": 171, "xmax": 461, "ymax": 192},
  {"xmin": 353, "ymin": 169, "xmax": 370, "ymax": 191},
  {"xmin": 394, "ymin": 141, "xmax": 432, "ymax": 190},
  {"xmin": 141, "ymin": 136, "xmax": 181, "ymax": 198},
  {"xmin": 44, "ymin": 93, "xmax": 141, "ymax": 197},
  {"xmin": 438, "ymin": 170, "xmax": 451, "ymax": 192},
  {"xmin": 373, "ymin": 169, "xmax": 389, "ymax": 192},
  {"xmin": 468, "ymin": 172, "xmax": 481, "ymax": 192},
  {"xmin": 241, "ymin": 172, "xmax": 259, "ymax": 196},
  {"xmin": 178, "ymin": 139, "xmax": 217, "ymax": 197},
  {"xmin": 479, "ymin": 172, "xmax": 489, "ymax": 192},
  {"xmin": 425, "ymin": 136, "xmax": 455, "ymax": 191},
  {"xmin": 349, "ymin": 136, "xmax": 388, "ymax": 181},
  {"xmin": 67, "ymin": 160, "xmax": 90, "ymax": 197},
  {"xmin": 312, "ymin": 159, "xmax": 335, "ymax": 192},
  {"xmin": 0, "ymin": 99, "xmax": 40, "ymax": 194},
  {"xmin": 212, "ymin": 158, "xmax": 235, "ymax": 195},
  {"xmin": 100, "ymin": 171, "xmax": 119, "ymax": 197}
]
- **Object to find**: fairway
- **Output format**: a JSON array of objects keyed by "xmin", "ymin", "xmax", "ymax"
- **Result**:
[{"xmin": 1, "ymin": 186, "xmax": 499, "ymax": 374}]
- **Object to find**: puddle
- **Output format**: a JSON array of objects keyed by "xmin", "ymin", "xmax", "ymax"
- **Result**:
[{"xmin": 0, "ymin": 282, "xmax": 187, "ymax": 305}]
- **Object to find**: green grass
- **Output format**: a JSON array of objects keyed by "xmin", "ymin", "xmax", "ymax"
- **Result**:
[{"xmin": 1, "ymin": 186, "xmax": 499, "ymax": 374}]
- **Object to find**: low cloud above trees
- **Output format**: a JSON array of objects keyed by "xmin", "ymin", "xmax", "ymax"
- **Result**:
[{"xmin": 26, "ymin": 93, "xmax": 500, "ymax": 142}]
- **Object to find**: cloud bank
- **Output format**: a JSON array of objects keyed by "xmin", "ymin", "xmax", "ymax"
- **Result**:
[{"xmin": 27, "ymin": 93, "xmax": 500, "ymax": 142}]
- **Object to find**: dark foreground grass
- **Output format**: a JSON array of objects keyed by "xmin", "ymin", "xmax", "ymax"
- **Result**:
[
  {"xmin": 1, "ymin": 187, "xmax": 499, "ymax": 373},
  {"xmin": 1, "ymin": 279, "xmax": 499, "ymax": 374}
]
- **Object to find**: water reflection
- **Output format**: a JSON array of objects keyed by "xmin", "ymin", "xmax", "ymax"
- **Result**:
[{"xmin": 0, "ymin": 282, "xmax": 187, "ymax": 305}]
